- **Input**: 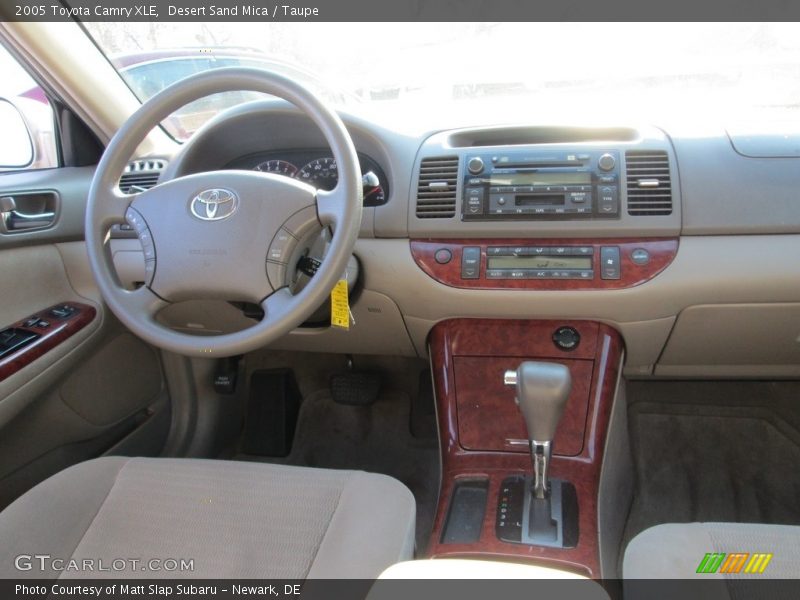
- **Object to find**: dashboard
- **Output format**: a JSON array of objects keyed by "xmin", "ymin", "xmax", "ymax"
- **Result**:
[
  {"xmin": 225, "ymin": 149, "xmax": 390, "ymax": 207},
  {"xmin": 143, "ymin": 101, "xmax": 800, "ymax": 379}
]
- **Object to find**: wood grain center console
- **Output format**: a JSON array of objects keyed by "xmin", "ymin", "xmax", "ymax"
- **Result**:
[{"xmin": 426, "ymin": 318, "xmax": 624, "ymax": 577}]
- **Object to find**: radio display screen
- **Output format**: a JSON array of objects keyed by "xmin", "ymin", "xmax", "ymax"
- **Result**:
[
  {"xmin": 487, "ymin": 256, "xmax": 593, "ymax": 270},
  {"xmin": 490, "ymin": 172, "xmax": 591, "ymax": 187}
]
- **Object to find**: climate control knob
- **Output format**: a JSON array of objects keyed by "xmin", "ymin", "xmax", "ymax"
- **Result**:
[
  {"xmin": 467, "ymin": 157, "xmax": 485, "ymax": 175},
  {"xmin": 598, "ymin": 153, "xmax": 616, "ymax": 172}
]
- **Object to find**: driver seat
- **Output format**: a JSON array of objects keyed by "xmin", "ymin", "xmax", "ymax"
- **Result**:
[{"xmin": 0, "ymin": 457, "xmax": 416, "ymax": 578}]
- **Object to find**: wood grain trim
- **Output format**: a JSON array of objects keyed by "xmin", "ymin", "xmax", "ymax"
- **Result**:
[
  {"xmin": 0, "ymin": 303, "xmax": 97, "ymax": 382},
  {"xmin": 411, "ymin": 238, "xmax": 678, "ymax": 290},
  {"xmin": 454, "ymin": 357, "xmax": 593, "ymax": 456},
  {"xmin": 426, "ymin": 318, "xmax": 624, "ymax": 578}
]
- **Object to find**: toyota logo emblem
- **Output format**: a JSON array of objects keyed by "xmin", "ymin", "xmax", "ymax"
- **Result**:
[{"xmin": 190, "ymin": 188, "xmax": 238, "ymax": 221}]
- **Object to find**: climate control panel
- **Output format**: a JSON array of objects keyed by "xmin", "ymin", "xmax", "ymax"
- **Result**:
[{"xmin": 410, "ymin": 238, "xmax": 678, "ymax": 291}]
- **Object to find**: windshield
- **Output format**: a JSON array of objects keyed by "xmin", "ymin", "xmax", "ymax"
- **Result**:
[{"xmin": 83, "ymin": 22, "xmax": 800, "ymax": 140}]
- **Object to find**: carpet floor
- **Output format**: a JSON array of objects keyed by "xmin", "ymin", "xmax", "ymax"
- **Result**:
[
  {"xmin": 624, "ymin": 380, "xmax": 800, "ymax": 547},
  {"xmin": 234, "ymin": 352, "xmax": 439, "ymax": 553}
]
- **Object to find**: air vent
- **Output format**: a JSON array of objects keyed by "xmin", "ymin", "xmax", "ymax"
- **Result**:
[
  {"xmin": 416, "ymin": 156, "xmax": 459, "ymax": 218},
  {"xmin": 119, "ymin": 159, "xmax": 167, "ymax": 193},
  {"xmin": 625, "ymin": 151, "xmax": 672, "ymax": 216}
]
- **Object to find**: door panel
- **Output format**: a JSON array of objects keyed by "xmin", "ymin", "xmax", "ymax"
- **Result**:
[
  {"xmin": 0, "ymin": 168, "xmax": 171, "ymax": 509},
  {"xmin": 0, "ymin": 166, "xmax": 93, "ymax": 249}
]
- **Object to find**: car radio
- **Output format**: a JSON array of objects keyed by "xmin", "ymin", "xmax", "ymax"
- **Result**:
[{"xmin": 461, "ymin": 150, "xmax": 620, "ymax": 221}]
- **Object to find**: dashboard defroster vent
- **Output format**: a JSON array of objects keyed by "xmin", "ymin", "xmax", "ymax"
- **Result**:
[
  {"xmin": 625, "ymin": 151, "xmax": 672, "ymax": 216},
  {"xmin": 416, "ymin": 156, "xmax": 459, "ymax": 218},
  {"xmin": 119, "ymin": 159, "xmax": 167, "ymax": 193}
]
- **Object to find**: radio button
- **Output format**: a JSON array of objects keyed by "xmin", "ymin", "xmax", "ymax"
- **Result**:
[
  {"xmin": 598, "ymin": 153, "xmax": 616, "ymax": 171},
  {"xmin": 468, "ymin": 156, "xmax": 485, "ymax": 175},
  {"xmin": 598, "ymin": 185, "xmax": 619, "ymax": 216},
  {"xmin": 599, "ymin": 203, "xmax": 618, "ymax": 215},
  {"xmin": 600, "ymin": 185, "xmax": 617, "ymax": 198},
  {"xmin": 569, "ymin": 192, "xmax": 588, "ymax": 203},
  {"xmin": 465, "ymin": 189, "xmax": 484, "ymax": 214}
]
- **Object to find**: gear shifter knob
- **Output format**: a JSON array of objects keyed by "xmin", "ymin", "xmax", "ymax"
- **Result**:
[
  {"xmin": 505, "ymin": 362, "xmax": 571, "ymax": 498},
  {"xmin": 511, "ymin": 362, "xmax": 571, "ymax": 442}
]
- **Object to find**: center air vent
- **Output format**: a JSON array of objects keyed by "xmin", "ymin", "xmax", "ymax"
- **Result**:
[
  {"xmin": 416, "ymin": 156, "xmax": 459, "ymax": 218},
  {"xmin": 625, "ymin": 151, "xmax": 672, "ymax": 216},
  {"xmin": 119, "ymin": 159, "xmax": 167, "ymax": 193}
]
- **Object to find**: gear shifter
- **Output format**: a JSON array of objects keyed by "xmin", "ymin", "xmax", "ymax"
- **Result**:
[
  {"xmin": 504, "ymin": 362, "xmax": 571, "ymax": 498},
  {"xmin": 498, "ymin": 361, "xmax": 578, "ymax": 548}
]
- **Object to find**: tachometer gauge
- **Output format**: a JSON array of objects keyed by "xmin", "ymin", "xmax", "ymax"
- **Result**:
[
  {"xmin": 296, "ymin": 157, "xmax": 339, "ymax": 191},
  {"xmin": 254, "ymin": 159, "xmax": 298, "ymax": 176}
]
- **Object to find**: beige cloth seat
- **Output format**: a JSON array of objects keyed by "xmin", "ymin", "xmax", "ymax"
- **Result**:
[
  {"xmin": 0, "ymin": 457, "xmax": 415, "ymax": 579},
  {"xmin": 624, "ymin": 522, "xmax": 800, "ymax": 579}
]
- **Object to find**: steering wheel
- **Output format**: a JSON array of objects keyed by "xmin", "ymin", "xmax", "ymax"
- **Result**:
[{"xmin": 85, "ymin": 68, "xmax": 362, "ymax": 357}]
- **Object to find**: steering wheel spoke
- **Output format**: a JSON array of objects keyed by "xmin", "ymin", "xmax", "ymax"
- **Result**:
[
  {"xmin": 260, "ymin": 287, "xmax": 294, "ymax": 323},
  {"xmin": 316, "ymin": 186, "xmax": 349, "ymax": 227},
  {"xmin": 122, "ymin": 286, "xmax": 169, "ymax": 319},
  {"xmin": 93, "ymin": 187, "xmax": 133, "ymax": 230}
]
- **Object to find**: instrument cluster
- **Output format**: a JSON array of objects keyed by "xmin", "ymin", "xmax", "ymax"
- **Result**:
[{"xmin": 227, "ymin": 149, "xmax": 389, "ymax": 207}]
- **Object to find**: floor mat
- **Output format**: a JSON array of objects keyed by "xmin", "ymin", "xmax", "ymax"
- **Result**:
[
  {"xmin": 624, "ymin": 381, "xmax": 800, "ymax": 547},
  {"xmin": 235, "ymin": 353, "xmax": 439, "ymax": 553}
]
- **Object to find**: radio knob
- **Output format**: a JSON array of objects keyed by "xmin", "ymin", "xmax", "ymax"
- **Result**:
[
  {"xmin": 467, "ymin": 157, "xmax": 485, "ymax": 175},
  {"xmin": 598, "ymin": 153, "xmax": 616, "ymax": 172}
]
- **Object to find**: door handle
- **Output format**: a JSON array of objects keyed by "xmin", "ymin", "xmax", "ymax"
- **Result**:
[{"xmin": 0, "ymin": 196, "xmax": 57, "ymax": 233}]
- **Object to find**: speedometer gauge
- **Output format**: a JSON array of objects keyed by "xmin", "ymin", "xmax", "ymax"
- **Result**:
[
  {"xmin": 254, "ymin": 160, "xmax": 298, "ymax": 176},
  {"xmin": 297, "ymin": 157, "xmax": 339, "ymax": 191}
]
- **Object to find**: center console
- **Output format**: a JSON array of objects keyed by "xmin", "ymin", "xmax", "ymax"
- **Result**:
[
  {"xmin": 415, "ymin": 127, "xmax": 670, "ymax": 576},
  {"xmin": 425, "ymin": 319, "xmax": 624, "ymax": 577}
]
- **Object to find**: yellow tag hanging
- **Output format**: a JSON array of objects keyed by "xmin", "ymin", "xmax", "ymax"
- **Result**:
[{"xmin": 330, "ymin": 279, "xmax": 350, "ymax": 330}]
